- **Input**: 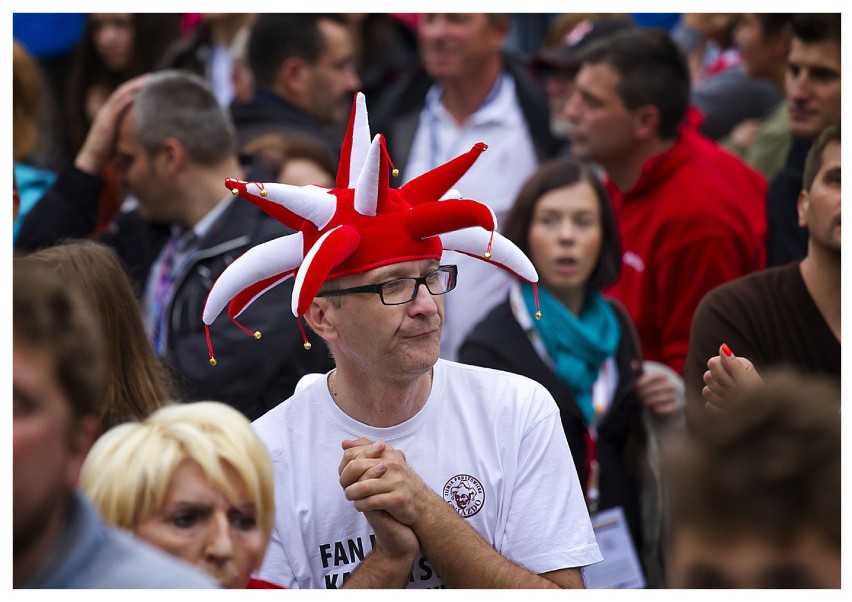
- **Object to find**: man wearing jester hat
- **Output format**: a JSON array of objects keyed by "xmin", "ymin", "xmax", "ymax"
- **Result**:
[{"xmin": 203, "ymin": 93, "xmax": 601, "ymax": 588}]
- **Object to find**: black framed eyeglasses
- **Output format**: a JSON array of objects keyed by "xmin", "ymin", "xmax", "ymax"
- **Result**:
[{"xmin": 316, "ymin": 265, "xmax": 458, "ymax": 306}]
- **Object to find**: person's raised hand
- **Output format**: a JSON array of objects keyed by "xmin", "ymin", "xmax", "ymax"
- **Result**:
[
  {"xmin": 75, "ymin": 73, "xmax": 152, "ymax": 175},
  {"xmin": 703, "ymin": 343, "xmax": 762, "ymax": 415}
]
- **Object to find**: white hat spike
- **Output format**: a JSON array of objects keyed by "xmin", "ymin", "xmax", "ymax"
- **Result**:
[
  {"xmin": 354, "ymin": 135, "xmax": 384, "ymax": 216},
  {"xmin": 202, "ymin": 232, "xmax": 304, "ymax": 325},
  {"xmin": 240, "ymin": 181, "xmax": 336, "ymax": 230},
  {"xmin": 348, "ymin": 92, "xmax": 371, "ymax": 188}
]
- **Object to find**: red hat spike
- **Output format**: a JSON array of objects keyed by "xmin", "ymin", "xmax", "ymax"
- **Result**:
[
  {"xmin": 401, "ymin": 142, "xmax": 488, "ymax": 206},
  {"xmin": 292, "ymin": 226, "xmax": 362, "ymax": 316},
  {"xmin": 202, "ymin": 92, "xmax": 538, "ymax": 366},
  {"xmin": 404, "ymin": 200, "xmax": 495, "ymax": 240}
]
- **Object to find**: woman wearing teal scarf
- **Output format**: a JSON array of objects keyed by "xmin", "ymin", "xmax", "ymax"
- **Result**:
[
  {"xmin": 521, "ymin": 282, "xmax": 619, "ymax": 424},
  {"xmin": 460, "ymin": 157, "xmax": 676, "ymax": 587}
]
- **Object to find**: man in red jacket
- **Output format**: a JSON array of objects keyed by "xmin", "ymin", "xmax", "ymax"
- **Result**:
[{"xmin": 564, "ymin": 28, "xmax": 767, "ymax": 374}]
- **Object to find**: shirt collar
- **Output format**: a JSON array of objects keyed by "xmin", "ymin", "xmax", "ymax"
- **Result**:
[{"xmin": 424, "ymin": 72, "xmax": 514, "ymax": 128}]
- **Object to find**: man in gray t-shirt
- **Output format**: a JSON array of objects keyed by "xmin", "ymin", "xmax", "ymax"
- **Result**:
[{"xmin": 13, "ymin": 261, "xmax": 216, "ymax": 589}]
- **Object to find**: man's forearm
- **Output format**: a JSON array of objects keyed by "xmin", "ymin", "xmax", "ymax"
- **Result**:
[
  {"xmin": 413, "ymin": 491, "xmax": 576, "ymax": 588},
  {"xmin": 342, "ymin": 547, "xmax": 416, "ymax": 589}
]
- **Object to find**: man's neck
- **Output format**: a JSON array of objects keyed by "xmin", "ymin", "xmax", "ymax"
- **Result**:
[
  {"xmin": 800, "ymin": 247, "xmax": 841, "ymax": 341},
  {"xmin": 603, "ymin": 137, "xmax": 677, "ymax": 192},
  {"xmin": 178, "ymin": 158, "xmax": 243, "ymax": 229},
  {"xmin": 13, "ymin": 495, "xmax": 69, "ymax": 587},
  {"xmin": 328, "ymin": 365, "xmax": 434, "ymax": 428},
  {"xmin": 438, "ymin": 58, "xmax": 504, "ymax": 126}
]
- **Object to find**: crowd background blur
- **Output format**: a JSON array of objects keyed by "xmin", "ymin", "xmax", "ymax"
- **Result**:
[{"xmin": 12, "ymin": 12, "xmax": 841, "ymax": 590}]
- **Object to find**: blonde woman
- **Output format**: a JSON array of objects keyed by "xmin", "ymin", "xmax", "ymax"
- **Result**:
[{"xmin": 80, "ymin": 401, "xmax": 280, "ymax": 589}]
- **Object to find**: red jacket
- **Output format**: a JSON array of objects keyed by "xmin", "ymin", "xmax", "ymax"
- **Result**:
[{"xmin": 605, "ymin": 120, "xmax": 767, "ymax": 373}]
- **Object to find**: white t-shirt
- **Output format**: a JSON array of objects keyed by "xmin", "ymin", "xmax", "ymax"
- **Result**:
[
  {"xmin": 404, "ymin": 74, "xmax": 540, "ymax": 362},
  {"xmin": 252, "ymin": 359, "xmax": 601, "ymax": 589}
]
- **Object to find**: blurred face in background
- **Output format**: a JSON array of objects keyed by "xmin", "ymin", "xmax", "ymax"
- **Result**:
[
  {"xmin": 786, "ymin": 37, "xmax": 841, "ymax": 140},
  {"xmin": 799, "ymin": 139, "xmax": 841, "ymax": 255},
  {"xmin": 90, "ymin": 13, "xmax": 135, "ymax": 72},
  {"xmin": 418, "ymin": 13, "xmax": 508, "ymax": 82},
  {"xmin": 734, "ymin": 14, "xmax": 787, "ymax": 80},
  {"xmin": 114, "ymin": 109, "xmax": 176, "ymax": 225},
  {"xmin": 527, "ymin": 179, "xmax": 603, "ymax": 303},
  {"xmin": 540, "ymin": 67, "xmax": 578, "ymax": 139},
  {"xmin": 13, "ymin": 341, "xmax": 95, "ymax": 562},
  {"xmin": 304, "ymin": 18, "xmax": 361, "ymax": 126},
  {"xmin": 565, "ymin": 62, "xmax": 638, "ymax": 165}
]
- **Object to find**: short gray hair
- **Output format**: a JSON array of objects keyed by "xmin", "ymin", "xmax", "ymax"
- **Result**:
[{"xmin": 134, "ymin": 70, "xmax": 236, "ymax": 165}]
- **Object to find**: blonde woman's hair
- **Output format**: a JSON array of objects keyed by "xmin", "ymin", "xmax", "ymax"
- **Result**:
[{"xmin": 80, "ymin": 401, "xmax": 275, "ymax": 547}]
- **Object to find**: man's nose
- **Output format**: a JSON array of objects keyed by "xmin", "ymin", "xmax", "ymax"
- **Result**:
[
  {"xmin": 563, "ymin": 91, "xmax": 581, "ymax": 121},
  {"xmin": 346, "ymin": 66, "xmax": 362, "ymax": 92},
  {"xmin": 408, "ymin": 281, "xmax": 439, "ymax": 316},
  {"xmin": 787, "ymin": 71, "xmax": 811, "ymax": 100}
]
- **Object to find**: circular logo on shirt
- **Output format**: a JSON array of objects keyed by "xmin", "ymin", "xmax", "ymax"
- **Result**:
[{"xmin": 443, "ymin": 474, "xmax": 485, "ymax": 518}]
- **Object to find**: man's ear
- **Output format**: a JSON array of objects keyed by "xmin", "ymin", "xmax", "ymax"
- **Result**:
[
  {"xmin": 634, "ymin": 105, "xmax": 660, "ymax": 140},
  {"xmin": 797, "ymin": 189, "xmax": 809, "ymax": 228},
  {"xmin": 304, "ymin": 298, "xmax": 339, "ymax": 343},
  {"xmin": 279, "ymin": 56, "xmax": 310, "ymax": 98},
  {"xmin": 158, "ymin": 137, "xmax": 186, "ymax": 175}
]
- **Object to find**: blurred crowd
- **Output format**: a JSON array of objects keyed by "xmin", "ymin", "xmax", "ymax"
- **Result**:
[{"xmin": 12, "ymin": 12, "xmax": 840, "ymax": 590}]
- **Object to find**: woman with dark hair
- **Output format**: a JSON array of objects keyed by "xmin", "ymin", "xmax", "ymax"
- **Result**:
[
  {"xmin": 459, "ymin": 156, "xmax": 680, "ymax": 587},
  {"xmin": 66, "ymin": 13, "xmax": 184, "ymax": 157},
  {"xmin": 65, "ymin": 13, "xmax": 184, "ymax": 234},
  {"xmin": 19, "ymin": 239, "xmax": 176, "ymax": 432}
]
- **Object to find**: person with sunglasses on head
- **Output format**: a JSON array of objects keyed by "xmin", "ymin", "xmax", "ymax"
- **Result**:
[{"xmin": 201, "ymin": 92, "xmax": 601, "ymax": 588}]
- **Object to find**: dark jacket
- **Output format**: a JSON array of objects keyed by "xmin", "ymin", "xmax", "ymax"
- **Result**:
[
  {"xmin": 458, "ymin": 296, "xmax": 647, "ymax": 549},
  {"xmin": 369, "ymin": 51, "xmax": 561, "ymax": 172},
  {"xmin": 767, "ymin": 136, "xmax": 811, "ymax": 266},
  {"xmin": 16, "ymin": 163, "xmax": 334, "ymax": 420},
  {"xmin": 229, "ymin": 90, "xmax": 341, "ymax": 166}
]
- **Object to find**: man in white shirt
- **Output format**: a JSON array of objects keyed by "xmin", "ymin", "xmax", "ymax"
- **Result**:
[
  {"xmin": 203, "ymin": 92, "xmax": 600, "ymax": 588},
  {"xmin": 372, "ymin": 14, "xmax": 560, "ymax": 360}
]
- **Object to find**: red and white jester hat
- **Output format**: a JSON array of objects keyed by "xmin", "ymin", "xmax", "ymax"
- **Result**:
[{"xmin": 202, "ymin": 92, "xmax": 539, "ymax": 365}]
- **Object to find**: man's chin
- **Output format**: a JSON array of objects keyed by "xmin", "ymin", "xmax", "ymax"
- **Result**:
[{"xmin": 400, "ymin": 335, "xmax": 440, "ymax": 367}]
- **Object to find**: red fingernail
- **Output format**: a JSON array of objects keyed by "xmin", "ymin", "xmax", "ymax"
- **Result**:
[{"xmin": 721, "ymin": 343, "xmax": 732, "ymax": 357}]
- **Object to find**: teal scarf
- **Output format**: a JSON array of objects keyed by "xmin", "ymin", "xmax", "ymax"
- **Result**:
[{"xmin": 521, "ymin": 283, "xmax": 621, "ymax": 424}]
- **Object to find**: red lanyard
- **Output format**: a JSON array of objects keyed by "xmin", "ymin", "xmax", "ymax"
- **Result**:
[{"xmin": 584, "ymin": 426, "xmax": 600, "ymax": 514}]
